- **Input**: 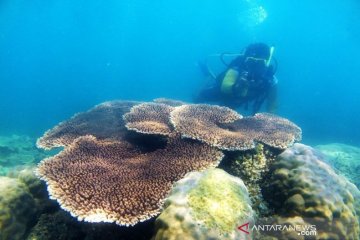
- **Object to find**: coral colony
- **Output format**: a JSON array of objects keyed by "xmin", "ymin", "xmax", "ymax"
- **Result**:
[
  {"xmin": 36, "ymin": 99, "xmax": 300, "ymax": 226},
  {"xmin": 32, "ymin": 99, "xmax": 360, "ymax": 239}
]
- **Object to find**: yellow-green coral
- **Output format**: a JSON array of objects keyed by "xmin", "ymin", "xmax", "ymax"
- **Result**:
[
  {"xmin": 223, "ymin": 143, "xmax": 277, "ymax": 216},
  {"xmin": 0, "ymin": 167, "xmax": 57, "ymax": 240},
  {"xmin": 0, "ymin": 176, "xmax": 37, "ymax": 240},
  {"xmin": 188, "ymin": 169, "xmax": 251, "ymax": 235},
  {"xmin": 153, "ymin": 169, "xmax": 254, "ymax": 240}
]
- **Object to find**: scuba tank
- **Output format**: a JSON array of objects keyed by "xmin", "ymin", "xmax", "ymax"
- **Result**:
[{"xmin": 204, "ymin": 46, "xmax": 277, "ymax": 78}]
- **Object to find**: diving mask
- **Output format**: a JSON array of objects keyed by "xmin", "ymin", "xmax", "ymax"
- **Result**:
[{"xmin": 245, "ymin": 56, "xmax": 268, "ymax": 72}]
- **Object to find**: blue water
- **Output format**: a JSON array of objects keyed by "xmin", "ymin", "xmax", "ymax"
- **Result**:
[{"xmin": 0, "ymin": 0, "xmax": 359, "ymax": 146}]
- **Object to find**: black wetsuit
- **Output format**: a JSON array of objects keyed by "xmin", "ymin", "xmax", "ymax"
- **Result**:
[{"xmin": 196, "ymin": 56, "xmax": 277, "ymax": 114}]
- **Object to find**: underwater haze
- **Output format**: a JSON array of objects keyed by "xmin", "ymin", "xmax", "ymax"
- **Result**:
[{"xmin": 1, "ymin": 0, "xmax": 360, "ymax": 146}]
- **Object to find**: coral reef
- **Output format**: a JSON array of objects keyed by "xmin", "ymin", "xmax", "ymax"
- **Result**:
[
  {"xmin": 34, "ymin": 99, "xmax": 305, "ymax": 238},
  {"xmin": 124, "ymin": 103, "xmax": 174, "ymax": 136},
  {"xmin": 153, "ymin": 169, "xmax": 254, "ymax": 240},
  {"xmin": 220, "ymin": 144, "xmax": 281, "ymax": 216},
  {"xmin": 262, "ymin": 143, "xmax": 360, "ymax": 239},
  {"xmin": 36, "ymin": 135, "xmax": 223, "ymax": 226},
  {"xmin": 316, "ymin": 143, "xmax": 360, "ymax": 188}
]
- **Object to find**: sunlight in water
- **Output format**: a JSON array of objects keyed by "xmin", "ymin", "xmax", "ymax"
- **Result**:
[{"xmin": 238, "ymin": 1, "xmax": 268, "ymax": 28}]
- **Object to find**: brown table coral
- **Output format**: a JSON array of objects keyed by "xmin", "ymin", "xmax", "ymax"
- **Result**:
[
  {"xmin": 123, "ymin": 102, "xmax": 174, "ymax": 136},
  {"xmin": 36, "ymin": 99, "xmax": 303, "ymax": 228},
  {"xmin": 170, "ymin": 104, "xmax": 301, "ymax": 150},
  {"xmin": 223, "ymin": 113, "xmax": 302, "ymax": 149},
  {"xmin": 152, "ymin": 98, "xmax": 186, "ymax": 107},
  {"xmin": 36, "ymin": 135, "xmax": 223, "ymax": 226}
]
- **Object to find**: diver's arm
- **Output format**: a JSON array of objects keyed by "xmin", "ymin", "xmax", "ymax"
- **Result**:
[{"xmin": 266, "ymin": 83, "xmax": 278, "ymax": 113}]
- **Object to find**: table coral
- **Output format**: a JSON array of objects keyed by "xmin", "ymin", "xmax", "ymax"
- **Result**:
[
  {"xmin": 124, "ymin": 103, "xmax": 174, "ymax": 136},
  {"xmin": 37, "ymin": 135, "xmax": 223, "ymax": 226},
  {"xmin": 170, "ymin": 104, "xmax": 301, "ymax": 151}
]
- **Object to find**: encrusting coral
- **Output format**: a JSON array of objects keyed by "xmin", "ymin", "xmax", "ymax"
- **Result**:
[
  {"xmin": 123, "ymin": 103, "xmax": 174, "ymax": 136},
  {"xmin": 153, "ymin": 169, "xmax": 254, "ymax": 240},
  {"xmin": 36, "ymin": 135, "xmax": 223, "ymax": 226},
  {"xmin": 262, "ymin": 143, "xmax": 360, "ymax": 239}
]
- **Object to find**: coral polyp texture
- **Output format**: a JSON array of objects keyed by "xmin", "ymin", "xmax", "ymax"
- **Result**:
[
  {"xmin": 224, "ymin": 113, "xmax": 302, "ymax": 149},
  {"xmin": 262, "ymin": 143, "xmax": 360, "ymax": 239},
  {"xmin": 36, "ymin": 101, "xmax": 139, "ymax": 150},
  {"xmin": 36, "ymin": 135, "xmax": 223, "ymax": 226},
  {"xmin": 123, "ymin": 103, "xmax": 174, "ymax": 136},
  {"xmin": 170, "ymin": 104, "xmax": 244, "ymax": 150},
  {"xmin": 170, "ymin": 104, "xmax": 301, "ymax": 150},
  {"xmin": 152, "ymin": 98, "xmax": 186, "ymax": 107}
]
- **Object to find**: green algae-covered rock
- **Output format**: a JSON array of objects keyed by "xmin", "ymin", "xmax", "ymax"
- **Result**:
[
  {"xmin": 153, "ymin": 169, "xmax": 254, "ymax": 240},
  {"xmin": 0, "ymin": 176, "xmax": 37, "ymax": 240},
  {"xmin": 316, "ymin": 143, "xmax": 360, "ymax": 188}
]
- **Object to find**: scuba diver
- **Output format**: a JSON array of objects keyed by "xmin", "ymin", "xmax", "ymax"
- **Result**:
[{"xmin": 195, "ymin": 43, "xmax": 278, "ymax": 114}]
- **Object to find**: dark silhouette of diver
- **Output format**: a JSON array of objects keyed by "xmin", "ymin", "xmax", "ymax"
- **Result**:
[{"xmin": 195, "ymin": 43, "xmax": 278, "ymax": 114}]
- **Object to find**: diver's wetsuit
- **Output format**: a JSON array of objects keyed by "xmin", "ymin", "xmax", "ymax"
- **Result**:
[{"xmin": 196, "ymin": 55, "xmax": 277, "ymax": 114}]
